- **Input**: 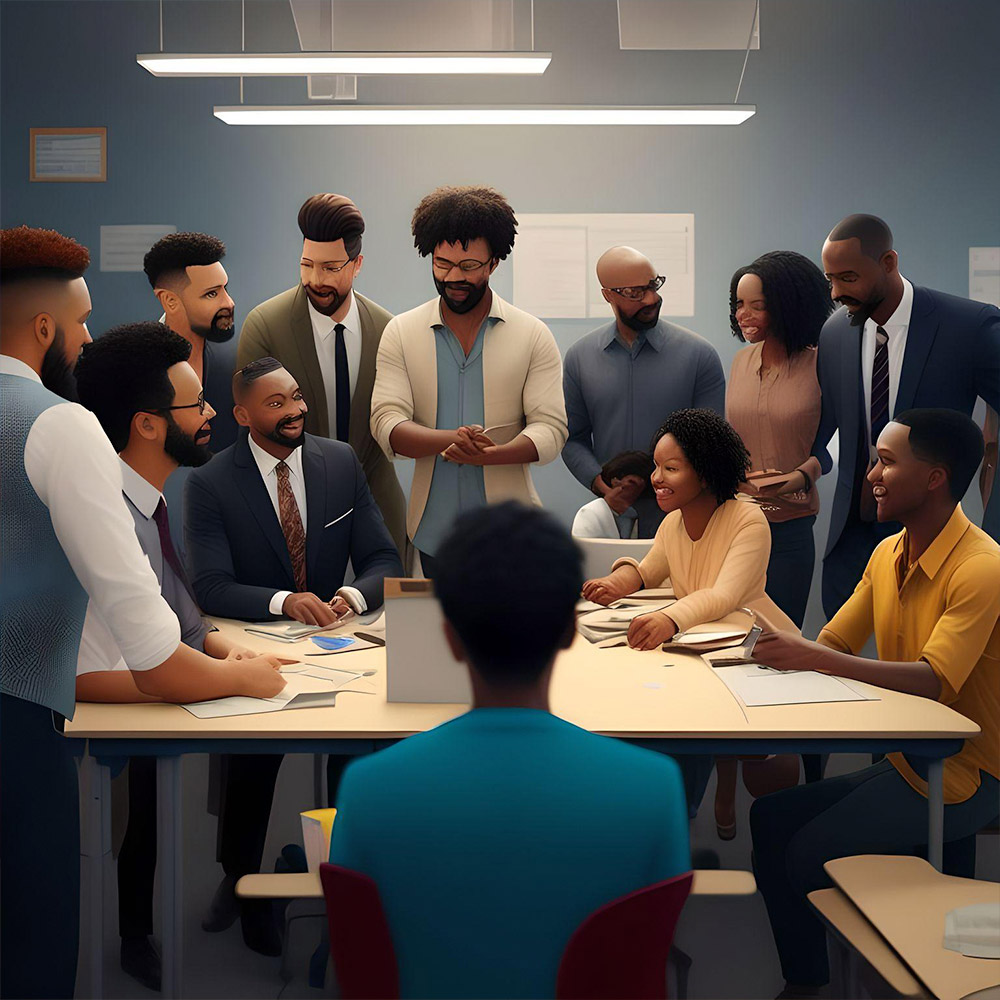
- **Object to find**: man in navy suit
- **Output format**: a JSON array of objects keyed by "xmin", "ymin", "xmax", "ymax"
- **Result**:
[
  {"xmin": 811, "ymin": 214, "xmax": 1000, "ymax": 618},
  {"xmin": 184, "ymin": 356, "xmax": 401, "ymax": 953}
]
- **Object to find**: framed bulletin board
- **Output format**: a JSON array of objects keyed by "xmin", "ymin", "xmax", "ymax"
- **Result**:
[{"xmin": 30, "ymin": 127, "xmax": 107, "ymax": 182}]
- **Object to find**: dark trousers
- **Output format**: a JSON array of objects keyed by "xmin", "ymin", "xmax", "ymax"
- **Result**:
[
  {"xmin": 118, "ymin": 756, "xmax": 157, "ymax": 938},
  {"xmin": 822, "ymin": 511, "xmax": 899, "ymax": 620},
  {"xmin": 218, "ymin": 754, "xmax": 349, "ymax": 876},
  {"xmin": 751, "ymin": 759, "xmax": 1000, "ymax": 986},
  {"xmin": 765, "ymin": 516, "xmax": 816, "ymax": 630},
  {"xmin": 0, "ymin": 695, "xmax": 79, "ymax": 999},
  {"xmin": 417, "ymin": 549, "xmax": 438, "ymax": 580}
]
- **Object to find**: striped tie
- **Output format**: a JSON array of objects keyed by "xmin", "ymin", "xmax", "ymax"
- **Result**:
[{"xmin": 870, "ymin": 325, "xmax": 890, "ymax": 448}]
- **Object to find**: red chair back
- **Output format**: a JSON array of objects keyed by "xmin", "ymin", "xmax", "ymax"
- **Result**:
[
  {"xmin": 556, "ymin": 871, "xmax": 694, "ymax": 999},
  {"xmin": 319, "ymin": 862, "xmax": 400, "ymax": 1000}
]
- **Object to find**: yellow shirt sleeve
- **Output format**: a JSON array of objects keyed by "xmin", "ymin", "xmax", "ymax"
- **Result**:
[{"xmin": 817, "ymin": 560, "xmax": 875, "ymax": 654}]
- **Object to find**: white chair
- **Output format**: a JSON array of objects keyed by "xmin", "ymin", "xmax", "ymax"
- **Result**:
[{"xmin": 576, "ymin": 536, "xmax": 654, "ymax": 581}]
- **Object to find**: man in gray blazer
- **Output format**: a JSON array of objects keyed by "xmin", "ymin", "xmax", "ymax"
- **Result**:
[{"xmin": 237, "ymin": 194, "xmax": 407, "ymax": 559}]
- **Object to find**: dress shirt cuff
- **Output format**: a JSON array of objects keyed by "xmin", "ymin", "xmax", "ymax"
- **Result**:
[
  {"xmin": 270, "ymin": 590, "xmax": 292, "ymax": 616},
  {"xmin": 337, "ymin": 587, "xmax": 367, "ymax": 614}
]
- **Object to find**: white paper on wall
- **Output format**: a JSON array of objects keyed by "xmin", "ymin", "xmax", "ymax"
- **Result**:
[
  {"xmin": 514, "ymin": 213, "xmax": 695, "ymax": 318},
  {"xmin": 969, "ymin": 247, "xmax": 1000, "ymax": 308},
  {"xmin": 100, "ymin": 225, "xmax": 176, "ymax": 272}
]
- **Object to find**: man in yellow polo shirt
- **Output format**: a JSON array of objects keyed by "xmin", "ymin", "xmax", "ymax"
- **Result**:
[{"xmin": 749, "ymin": 408, "xmax": 1000, "ymax": 999}]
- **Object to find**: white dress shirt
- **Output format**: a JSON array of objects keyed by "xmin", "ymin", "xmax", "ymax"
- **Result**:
[
  {"xmin": 861, "ymin": 275, "xmax": 913, "ymax": 456},
  {"xmin": 308, "ymin": 292, "xmax": 362, "ymax": 432},
  {"xmin": 1, "ymin": 355, "xmax": 181, "ymax": 672},
  {"xmin": 571, "ymin": 497, "xmax": 640, "ymax": 539},
  {"xmin": 247, "ymin": 435, "xmax": 365, "ymax": 616}
]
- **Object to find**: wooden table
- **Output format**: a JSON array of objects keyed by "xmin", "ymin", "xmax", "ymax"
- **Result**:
[
  {"xmin": 66, "ymin": 620, "xmax": 978, "ymax": 998},
  {"xmin": 824, "ymin": 855, "xmax": 1000, "ymax": 1000}
]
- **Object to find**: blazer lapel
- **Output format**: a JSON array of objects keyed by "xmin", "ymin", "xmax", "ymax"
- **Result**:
[
  {"xmin": 288, "ymin": 286, "xmax": 331, "ymax": 438},
  {"xmin": 895, "ymin": 285, "xmax": 938, "ymax": 415},
  {"xmin": 232, "ymin": 432, "xmax": 296, "ymax": 581},
  {"xmin": 302, "ymin": 435, "xmax": 328, "ymax": 582},
  {"xmin": 840, "ymin": 315, "xmax": 863, "ymax": 468}
]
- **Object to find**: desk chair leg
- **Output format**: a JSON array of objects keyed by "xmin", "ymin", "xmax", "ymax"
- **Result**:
[
  {"xmin": 81, "ymin": 751, "xmax": 111, "ymax": 1000},
  {"xmin": 829, "ymin": 933, "xmax": 855, "ymax": 999},
  {"xmin": 313, "ymin": 753, "xmax": 326, "ymax": 808},
  {"xmin": 157, "ymin": 756, "xmax": 184, "ymax": 999},
  {"xmin": 927, "ymin": 758, "xmax": 944, "ymax": 871},
  {"xmin": 668, "ymin": 945, "xmax": 692, "ymax": 1000}
]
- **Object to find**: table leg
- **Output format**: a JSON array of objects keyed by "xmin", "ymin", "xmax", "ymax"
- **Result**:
[
  {"xmin": 157, "ymin": 756, "xmax": 184, "ymax": 999},
  {"xmin": 313, "ymin": 753, "xmax": 326, "ymax": 808},
  {"xmin": 927, "ymin": 757, "xmax": 944, "ymax": 871},
  {"xmin": 81, "ymin": 751, "xmax": 111, "ymax": 1000}
]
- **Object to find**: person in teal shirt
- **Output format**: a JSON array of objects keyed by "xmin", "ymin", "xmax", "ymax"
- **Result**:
[{"xmin": 329, "ymin": 501, "xmax": 690, "ymax": 999}]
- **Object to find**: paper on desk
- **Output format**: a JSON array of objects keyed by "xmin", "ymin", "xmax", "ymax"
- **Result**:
[
  {"xmin": 944, "ymin": 902, "xmax": 1000, "ymax": 958},
  {"xmin": 714, "ymin": 666, "xmax": 878, "ymax": 707},
  {"xmin": 181, "ymin": 671, "xmax": 364, "ymax": 718}
]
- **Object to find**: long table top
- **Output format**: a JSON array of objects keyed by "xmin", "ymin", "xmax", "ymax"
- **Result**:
[{"xmin": 63, "ymin": 618, "xmax": 980, "ymax": 746}]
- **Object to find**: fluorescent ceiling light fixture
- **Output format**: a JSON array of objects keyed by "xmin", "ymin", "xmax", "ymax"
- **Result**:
[
  {"xmin": 213, "ymin": 105, "xmax": 756, "ymax": 126},
  {"xmin": 138, "ymin": 52, "xmax": 551, "ymax": 76}
]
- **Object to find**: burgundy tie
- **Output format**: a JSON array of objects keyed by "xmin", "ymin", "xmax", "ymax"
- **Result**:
[
  {"xmin": 152, "ymin": 498, "xmax": 197, "ymax": 601},
  {"xmin": 276, "ymin": 461, "xmax": 308, "ymax": 593}
]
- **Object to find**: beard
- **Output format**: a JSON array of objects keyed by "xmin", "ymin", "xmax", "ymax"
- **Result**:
[
  {"xmin": 620, "ymin": 297, "xmax": 662, "ymax": 332},
  {"xmin": 43, "ymin": 325, "xmax": 79, "ymax": 401},
  {"xmin": 164, "ymin": 416, "xmax": 213, "ymax": 467},
  {"xmin": 434, "ymin": 276, "xmax": 489, "ymax": 315},
  {"xmin": 261, "ymin": 411, "xmax": 306, "ymax": 450},
  {"xmin": 303, "ymin": 284, "xmax": 344, "ymax": 317},
  {"xmin": 839, "ymin": 292, "xmax": 884, "ymax": 328},
  {"xmin": 190, "ymin": 309, "xmax": 235, "ymax": 343}
]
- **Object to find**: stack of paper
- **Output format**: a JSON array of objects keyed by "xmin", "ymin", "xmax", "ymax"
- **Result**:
[
  {"xmin": 713, "ymin": 665, "xmax": 878, "ymax": 707},
  {"xmin": 577, "ymin": 602, "xmax": 673, "ymax": 642}
]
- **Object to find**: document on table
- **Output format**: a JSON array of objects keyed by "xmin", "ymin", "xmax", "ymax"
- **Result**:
[
  {"xmin": 244, "ymin": 608, "xmax": 384, "ymax": 643},
  {"xmin": 714, "ymin": 665, "xmax": 879, "ymax": 707},
  {"xmin": 577, "ymin": 602, "xmax": 674, "ymax": 642}
]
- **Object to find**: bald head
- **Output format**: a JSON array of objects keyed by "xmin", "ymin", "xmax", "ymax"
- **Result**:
[{"xmin": 596, "ymin": 246, "xmax": 656, "ymax": 289}]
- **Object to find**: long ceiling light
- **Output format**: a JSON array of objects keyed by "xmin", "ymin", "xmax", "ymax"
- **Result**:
[
  {"xmin": 138, "ymin": 52, "xmax": 552, "ymax": 76},
  {"xmin": 213, "ymin": 105, "xmax": 756, "ymax": 126}
]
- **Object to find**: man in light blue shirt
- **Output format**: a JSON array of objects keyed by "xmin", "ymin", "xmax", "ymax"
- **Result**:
[
  {"xmin": 563, "ymin": 246, "xmax": 725, "ymax": 537},
  {"xmin": 329, "ymin": 502, "xmax": 690, "ymax": 999}
]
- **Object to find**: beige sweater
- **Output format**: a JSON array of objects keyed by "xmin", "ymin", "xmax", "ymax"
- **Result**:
[
  {"xmin": 615, "ymin": 498, "xmax": 798, "ymax": 634},
  {"xmin": 370, "ymin": 293, "xmax": 568, "ymax": 540}
]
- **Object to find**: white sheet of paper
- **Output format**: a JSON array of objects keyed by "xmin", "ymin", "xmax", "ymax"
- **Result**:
[
  {"xmin": 181, "ymin": 671, "xmax": 362, "ymax": 718},
  {"xmin": 714, "ymin": 667, "xmax": 878, "ymax": 707}
]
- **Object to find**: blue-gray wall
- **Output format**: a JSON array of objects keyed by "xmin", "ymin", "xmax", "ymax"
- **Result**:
[{"xmin": 4, "ymin": 0, "xmax": 998, "ymax": 635}]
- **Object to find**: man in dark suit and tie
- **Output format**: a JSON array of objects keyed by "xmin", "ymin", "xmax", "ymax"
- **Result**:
[
  {"xmin": 237, "ymin": 193, "xmax": 407, "ymax": 561},
  {"xmin": 810, "ymin": 214, "xmax": 1000, "ymax": 617},
  {"xmin": 184, "ymin": 356, "xmax": 402, "ymax": 952}
]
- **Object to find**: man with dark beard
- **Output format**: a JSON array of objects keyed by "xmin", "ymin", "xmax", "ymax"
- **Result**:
[
  {"xmin": 237, "ymin": 194, "xmax": 407, "ymax": 560},
  {"xmin": 813, "ymin": 214, "xmax": 1000, "ymax": 617},
  {"xmin": 73, "ymin": 322, "xmax": 278, "ymax": 991},
  {"xmin": 184, "ymin": 356, "xmax": 401, "ymax": 952},
  {"xmin": 371, "ymin": 185, "xmax": 568, "ymax": 579},
  {"xmin": 562, "ymin": 245, "xmax": 725, "ymax": 538}
]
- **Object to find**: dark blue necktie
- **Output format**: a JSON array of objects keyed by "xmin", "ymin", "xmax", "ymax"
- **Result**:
[{"xmin": 334, "ymin": 323, "xmax": 350, "ymax": 443}]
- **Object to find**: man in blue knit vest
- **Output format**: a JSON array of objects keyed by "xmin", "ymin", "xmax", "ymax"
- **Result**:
[{"xmin": 0, "ymin": 226, "xmax": 286, "ymax": 999}]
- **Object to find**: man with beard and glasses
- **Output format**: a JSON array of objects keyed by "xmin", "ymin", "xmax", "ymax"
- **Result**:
[
  {"xmin": 237, "ymin": 194, "xmax": 407, "ymax": 561},
  {"xmin": 562, "ymin": 246, "xmax": 725, "ymax": 539},
  {"xmin": 812, "ymin": 214, "xmax": 1000, "ymax": 617},
  {"xmin": 0, "ymin": 229, "xmax": 284, "ymax": 1000},
  {"xmin": 184, "ymin": 356, "xmax": 401, "ymax": 953},
  {"xmin": 371, "ymin": 185, "xmax": 568, "ymax": 579},
  {"xmin": 73, "ymin": 322, "xmax": 280, "ymax": 992}
]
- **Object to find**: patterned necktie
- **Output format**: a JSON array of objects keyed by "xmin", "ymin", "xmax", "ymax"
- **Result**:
[
  {"xmin": 870, "ymin": 325, "xmax": 890, "ymax": 447},
  {"xmin": 152, "ymin": 498, "xmax": 197, "ymax": 602},
  {"xmin": 276, "ymin": 461, "xmax": 307, "ymax": 592},
  {"xmin": 334, "ymin": 322, "xmax": 351, "ymax": 443}
]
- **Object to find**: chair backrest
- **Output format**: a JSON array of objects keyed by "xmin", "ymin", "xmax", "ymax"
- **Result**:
[
  {"xmin": 556, "ymin": 871, "xmax": 694, "ymax": 1000},
  {"xmin": 320, "ymin": 862, "xmax": 400, "ymax": 1000},
  {"xmin": 576, "ymin": 536, "xmax": 654, "ymax": 581}
]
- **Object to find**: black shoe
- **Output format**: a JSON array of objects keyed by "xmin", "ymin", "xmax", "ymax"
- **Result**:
[
  {"xmin": 202, "ymin": 873, "xmax": 240, "ymax": 932},
  {"xmin": 240, "ymin": 900, "xmax": 282, "ymax": 957},
  {"xmin": 121, "ymin": 935, "xmax": 161, "ymax": 992}
]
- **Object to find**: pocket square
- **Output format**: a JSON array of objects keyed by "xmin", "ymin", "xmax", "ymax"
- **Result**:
[{"xmin": 324, "ymin": 508, "xmax": 353, "ymax": 528}]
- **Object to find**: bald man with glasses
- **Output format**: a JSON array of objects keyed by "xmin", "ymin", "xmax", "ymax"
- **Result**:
[{"xmin": 563, "ymin": 246, "xmax": 726, "ymax": 537}]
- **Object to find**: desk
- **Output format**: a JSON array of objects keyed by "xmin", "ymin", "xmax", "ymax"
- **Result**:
[
  {"xmin": 825, "ymin": 855, "xmax": 1000, "ymax": 1000},
  {"xmin": 67, "ymin": 620, "xmax": 978, "ymax": 998}
]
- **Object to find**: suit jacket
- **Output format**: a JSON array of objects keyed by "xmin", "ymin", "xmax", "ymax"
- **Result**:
[
  {"xmin": 812, "ymin": 285, "xmax": 1000, "ymax": 556},
  {"xmin": 237, "ymin": 287, "xmax": 407, "ymax": 558},
  {"xmin": 183, "ymin": 430, "xmax": 403, "ymax": 621},
  {"xmin": 370, "ymin": 293, "xmax": 568, "ymax": 540}
]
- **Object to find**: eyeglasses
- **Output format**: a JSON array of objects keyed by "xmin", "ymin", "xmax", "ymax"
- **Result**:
[
  {"xmin": 300, "ymin": 257, "xmax": 357, "ymax": 273},
  {"xmin": 604, "ymin": 275, "xmax": 667, "ymax": 300},
  {"xmin": 146, "ymin": 389, "xmax": 207, "ymax": 416},
  {"xmin": 431, "ymin": 256, "xmax": 493, "ymax": 274}
]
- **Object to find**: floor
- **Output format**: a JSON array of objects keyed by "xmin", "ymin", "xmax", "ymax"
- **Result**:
[{"xmin": 76, "ymin": 751, "xmax": 1000, "ymax": 1000}]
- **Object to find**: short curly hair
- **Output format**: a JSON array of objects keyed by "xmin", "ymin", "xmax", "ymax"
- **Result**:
[
  {"xmin": 411, "ymin": 185, "xmax": 517, "ymax": 260},
  {"xmin": 143, "ymin": 232, "xmax": 226, "ymax": 290},
  {"xmin": 76, "ymin": 322, "xmax": 192, "ymax": 451},
  {"xmin": 651, "ymin": 408, "xmax": 750, "ymax": 505},
  {"xmin": 729, "ymin": 250, "xmax": 832, "ymax": 355},
  {"xmin": 0, "ymin": 225, "xmax": 90, "ymax": 284}
]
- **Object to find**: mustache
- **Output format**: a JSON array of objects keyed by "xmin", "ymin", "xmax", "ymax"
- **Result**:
[
  {"xmin": 277, "ymin": 412, "xmax": 306, "ymax": 428},
  {"xmin": 836, "ymin": 296, "xmax": 862, "ymax": 307}
]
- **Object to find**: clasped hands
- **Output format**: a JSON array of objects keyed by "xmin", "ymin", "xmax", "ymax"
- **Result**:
[
  {"xmin": 282, "ymin": 591, "xmax": 353, "ymax": 627},
  {"xmin": 441, "ymin": 425, "xmax": 498, "ymax": 465}
]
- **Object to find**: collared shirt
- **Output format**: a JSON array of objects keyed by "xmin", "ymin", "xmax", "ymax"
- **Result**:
[
  {"xmin": 77, "ymin": 460, "xmax": 212, "ymax": 674},
  {"xmin": 411, "ymin": 312, "xmax": 497, "ymax": 557},
  {"xmin": 247, "ymin": 435, "xmax": 365, "ymax": 615},
  {"xmin": 861, "ymin": 276, "xmax": 913, "ymax": 455},
  {"xmin": 726, "ymin": 343, "xmax": 821, "ymax": 522},
  {"xmin": 0, "ymin": 355, "xmax": 180, "ymax": 672},
  {"xmin": 571, "ymin": 497, "xmax": 639, "ymax": 539},
  {"xmin": 819, "ymin": 505, "xmax": 1000, "ymax": 803},
  {"xmin": 308, "ymin": 292, "xmax": 362, "ymax": 424}
]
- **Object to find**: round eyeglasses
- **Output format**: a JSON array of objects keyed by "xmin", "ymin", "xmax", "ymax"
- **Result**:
[
  {"xmin": 604, "ymin": 275, "xmax": 667, "ymax": 300},
  {"xmin": 431, "ymin": 257, "xmax": 493, "ymax": 275}
]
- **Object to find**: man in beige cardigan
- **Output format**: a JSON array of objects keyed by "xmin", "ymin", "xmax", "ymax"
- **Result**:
[
  {"xmin": 371, "ymin": 186, "xmax": 568, "ymax": 577},
  {"xmin": 237, "ymin": 194, "xmax": 407, "ymax": 558}
]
